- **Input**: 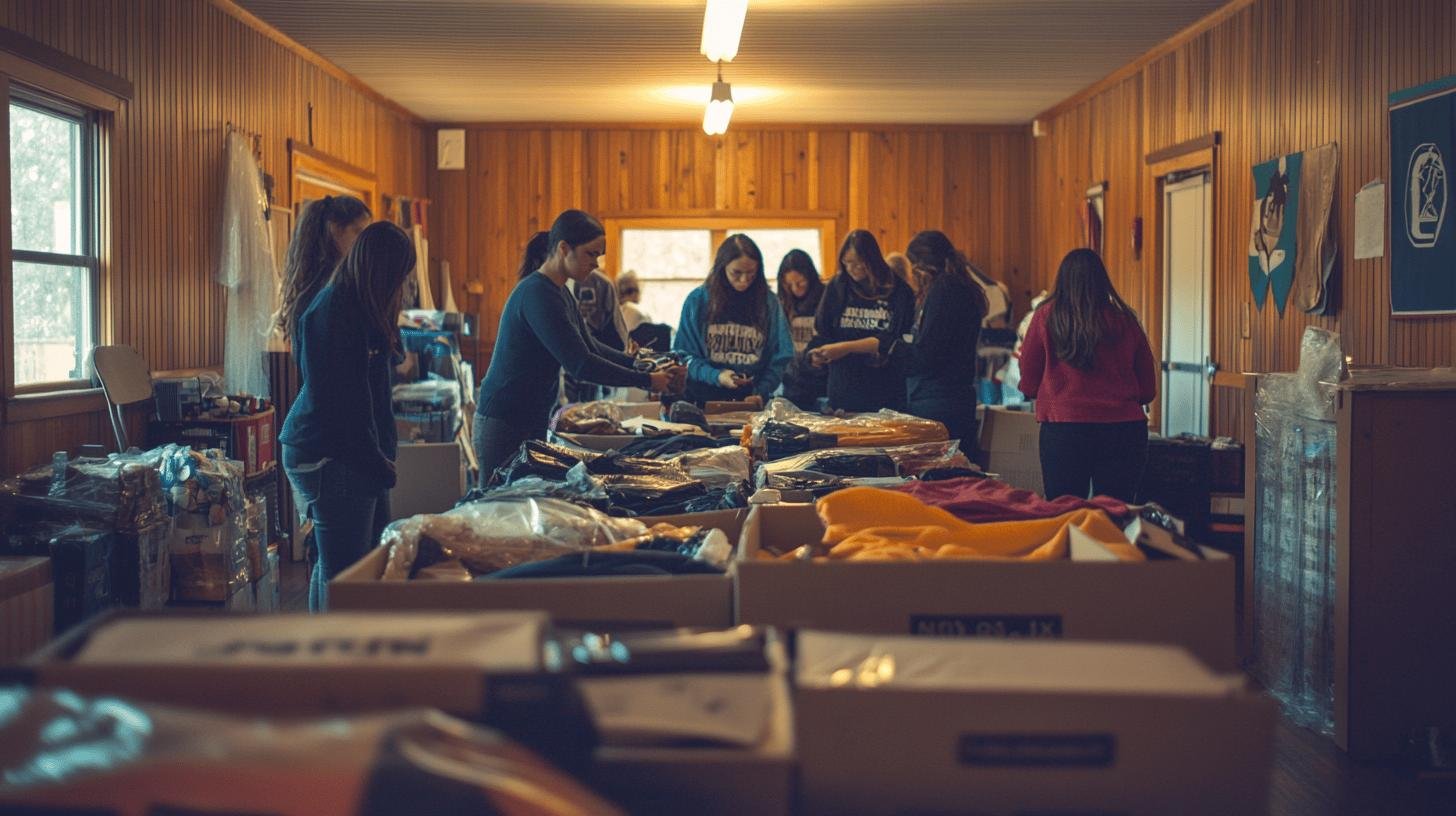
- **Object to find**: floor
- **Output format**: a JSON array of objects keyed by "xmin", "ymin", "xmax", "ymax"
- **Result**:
[{"xmin": 276, "ymin": 559, "xmax": 1456, "ymax": 815}]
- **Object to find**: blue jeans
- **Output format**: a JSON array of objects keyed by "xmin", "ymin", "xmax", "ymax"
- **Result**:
[{"xmin": 284, "ymin": 446, "xmax": 391, "ymax": 612}]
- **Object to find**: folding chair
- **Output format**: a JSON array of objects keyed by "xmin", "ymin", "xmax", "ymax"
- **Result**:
[{"xmin": 90, "ymin": 344, "xmax": 153, "ymax": 452}]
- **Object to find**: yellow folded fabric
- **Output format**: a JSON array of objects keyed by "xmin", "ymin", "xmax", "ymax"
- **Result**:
[{"xmin": 816, "ymin": 486, "xmax": 1144, "ymax": 562}]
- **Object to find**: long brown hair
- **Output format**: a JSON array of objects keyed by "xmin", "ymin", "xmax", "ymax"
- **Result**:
[
  {"xmin": 837, "ymin": 230, "xmax": 896, "ymax": 299},
  {"xmin": 275, "ymin": 195, "xmax": 370, "ymax": 339},
  {"xmin": 776, "ymin": 248, "xmax": 824, "ymax": 316},
  {"xmin": 1044, "ymin": 248, "xmax": 1137, "ymax": 371},
  {"xmin": 706, "ymin": 234, "xmax": 769, "ymax": 330},
  {"xmin": 332, "ymin": 222, "xmax": 416, "ymax": 355},
  {"xmin": 905, "ymin": 230, "xmax": 988, "ymax": 318}
]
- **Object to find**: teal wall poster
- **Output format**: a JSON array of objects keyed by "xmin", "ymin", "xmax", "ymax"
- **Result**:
[
  {"xmin": 1390, "ymin": 75, "xmax": 1456, "ymax": 315},
  {"xmin": 1248, "ymin": 144, "xmax": 1339, "ymax": 317}
]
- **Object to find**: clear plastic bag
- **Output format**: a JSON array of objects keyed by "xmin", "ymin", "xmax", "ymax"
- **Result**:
[
  {"xmin": 552, "ymin": 401, "xmax": 624, "ymax": 435},
  {"xmin": 391, "ymin": 379, "xmax": 462, "ymax": 412},
  {"xmin": 0, "ymin": 452, "xmax": 168, "ymax": 534},
  {"xmin": 382, "ymin": 497, "xmax": 649, "ymax": 579},
  {"xmin": 745, "ymin": 398, "xmax": 949, "ymax": 458},
  {"xmin": 662, "ymin": 445, "xmax": 751, "ymax": 487},
  {"xmin": 754, "ymin": 441, "xmax": 969, "ymax": 488}
]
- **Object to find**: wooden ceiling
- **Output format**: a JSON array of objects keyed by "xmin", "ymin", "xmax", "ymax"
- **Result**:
[{"xmin": 234, "ymin": 0, "xmax": 1228, "ymax": 124}]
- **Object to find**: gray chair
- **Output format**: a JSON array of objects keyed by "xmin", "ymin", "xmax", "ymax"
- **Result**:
[{"xmin": 90, "ymin": 345, "xmax": 152, "ymax": 452}]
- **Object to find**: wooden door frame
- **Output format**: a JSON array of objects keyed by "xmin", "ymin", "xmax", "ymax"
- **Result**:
[{"xmin": 1143, "ymin": 133, "xmax": 1219, "ymax": 434}]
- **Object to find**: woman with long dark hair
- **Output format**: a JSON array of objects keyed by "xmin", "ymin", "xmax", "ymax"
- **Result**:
[
  {"xmin": 517, "ymin": 231, "xmax": 550, "ymax": 280},
  {"xmin": 904, "ymin": 230, "xmax": 988, "ymax": 443},
  {"xmin": 809, "ymin": 230, "xmax": 916, "ymax": 412},
  {"xmin": 280, "ymin": 221, "xmax": 416, "ymax": 611},
  {"xmin": 1018, "ymin": 248, "xmax": 1156, "ymax": 501},
  {"xmin": 674, "ymin": 234, "xmax": 793, "ymax": 404},
  {"xmin": 776, "ymin": 249, "xmax": 828, "ymax": 410},
  {"xmin": 275, "ymin": 195, "xmax": 371, "ymax": 346},
  {"xmin": 474, "ymin": 210, "xmax": 681, "ymax": 477}
]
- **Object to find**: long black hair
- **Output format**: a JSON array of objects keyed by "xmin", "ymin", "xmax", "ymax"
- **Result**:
[
  {"xmin": 837, "ymin": 230, "xmax": 896, "ymax": 299},
  {"xmin": 547, "ymin": 209, "xmax": 605, "ymax": 259},
  {"xmin": 517, "ymin": 231, "xmax": 550, "ymax": 280},
  {"xmin": 1044, "ymin": 248, "xmax": 1138, "ymax": 371},
  {"xmin": 905, "ymin": 230, "xmax": 988, "ymax": 318},
  {"xmin": 776, "ymin": 249, "xmax": 824, "ymax": 317},
  {"xmin": 276, "ymin": 195, "xmax": 370, "ymax": 339},
  {"xmin": 705, "ymin": 234, "xmax": 768, "ymax": 330},
  {"xmin": 331, "ymin": 221, "xmax": 416, "ymax": 356}
]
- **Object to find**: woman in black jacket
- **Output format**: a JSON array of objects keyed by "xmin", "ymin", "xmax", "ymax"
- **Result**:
[
  {"xmin": 904, "ymin": 230, "xmax": 989, "ymax": 443},
  {"xmin": 280, "ymin": 221, "xmax": 416, "ymax": 611},
  {"xmin": 776, "ymin": 249, "xmax": 828, "ymax": 410},
  {"xmin": 809, "ymin": 230, "xmax": 916, "ymax": 412}
]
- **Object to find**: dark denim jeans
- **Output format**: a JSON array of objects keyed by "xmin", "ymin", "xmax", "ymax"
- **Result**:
[
  {"xmin": 1038, "ymin": 420, "xmax": 1148, "ymax": 502},
  {"xmin": 473, "ymin": 413, "xmax": 545, "ymax": 488},
  {"xmin": 283, "ymin": 446, "xmax": 390, "ymax": 612}
]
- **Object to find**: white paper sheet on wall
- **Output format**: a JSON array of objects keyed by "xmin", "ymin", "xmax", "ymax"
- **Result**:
[{"xmin": 1354, "ymin": 180, "xmax": 1385, "ymax": 260}]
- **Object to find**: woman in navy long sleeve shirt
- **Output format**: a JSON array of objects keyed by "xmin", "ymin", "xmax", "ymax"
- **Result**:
[
  {"xmin": 904, "ymin": 230, "xmax": 989, "ymax": 444},
  {"xmin": 280, "ymin": 222, "xmax": 416, "ymax": 611}
]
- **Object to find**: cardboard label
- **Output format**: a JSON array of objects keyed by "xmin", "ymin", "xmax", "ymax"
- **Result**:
[
  {"xmin": 958, "ymin": 733, "xmax": 1116, "ymax": 768},
  {"xmin": 909, "ymin": 614, "xmax": 1063, "ymax": 639}
]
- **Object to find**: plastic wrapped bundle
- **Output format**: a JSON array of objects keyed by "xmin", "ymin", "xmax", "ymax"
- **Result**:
[
  {"xmin": 1251, "ymin": 326, "xmax": 1342, "ymax": 735},
  {"xmin": 154, "ymin": 445, "xmax": 246, "ymax": 523},
  {"xmin": 743, "ymin": 398, "xmax": 949, "ymax": 459},
  {"xmin": 489, "ymin": 441, "xmax": 708, "ymax": 516},
  {"xmin": 458, "ymin": 462, "xmax": 613, "ymax": 512},
  {"xmin": 382, "ymin": 498, "xmax": 648, "ymax": 579},
  {"xmin": 0, "ymin": 687, "xmax": 622, "ymax": 816},
  {"xmin": 391, "ymin": 378, "xmax": 461, "ymax": 413},
  {"xmin": 552, "ymin": 400, "xmax": 624, "ymax": 435},
  {"xmin": 661, "ymin": 445, "xmax": 751, "ymax": 487},
  {"xmin": 754, "ymin": 441, "xmax": 971, "ymax": 489},
  {"xmin": 0, "ymin": 452, "xmax": 168, "ymax": 534},
  {"xmin": 489, "ymin": 440, "xmax": 602, "ymax": 486}
]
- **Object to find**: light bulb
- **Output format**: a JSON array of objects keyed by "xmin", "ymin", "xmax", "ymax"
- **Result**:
[
  {"xmin": 702, "ymin": 80, "xmax": 734, "ymax": 135},
  {"xmin": 700, "ymin": 0, "xmax": 748, "ymax": 63}
]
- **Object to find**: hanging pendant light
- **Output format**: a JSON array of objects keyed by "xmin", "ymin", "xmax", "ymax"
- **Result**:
[
  {"xmin": 702, "ymin": 66, "xmax": 734, "ymax": 136},
  {"xmin": 700, "ymin": 0, "xmax": 748, "ymax": 63}
]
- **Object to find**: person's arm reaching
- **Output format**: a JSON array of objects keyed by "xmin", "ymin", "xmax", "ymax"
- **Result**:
[{"xmin": 524, "ymin": 281, "xmax": 652, "ymax": 389}]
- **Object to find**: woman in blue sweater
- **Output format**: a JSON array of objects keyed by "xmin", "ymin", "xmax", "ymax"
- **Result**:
[
  {"xmin": 674, "ymin": 234, "xmax": 793, "ymax": 405},
  {"xmin": 280, "ymin": 221, "xmax": 415, "ymax": 611},
  {"xmin": 474, "ymin": 210, "xmax": 681, "ymax": 478}
]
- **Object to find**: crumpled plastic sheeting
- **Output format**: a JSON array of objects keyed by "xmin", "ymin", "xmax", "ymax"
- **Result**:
[
  {"xmin": 458, "ymin": 463, "xmax": 612, "ymax": 512},
  {"xmin": 754, "ymin": 441, "xmax": 970, "ymax": 488},
  {"xmin": 382, "ymin": 498, "xmax": 648, "ymax": 579},
  {"xmin": 551, "ymin": 401, "xmax": 624, "ymax": 435},
  {"xmin": 0, "ymin": 687, "xmax": 621, "ymax": 816},
  {"xmin": 217, "ymin": 131, "xmax": 275, "ymax": 399},
  {"xmin": 661, "ymin": 445, "xmax": 751, "ymax": 487},
  {"xmin": 743, "ymin": 398, "xmax": 949, "ymax": 459}
]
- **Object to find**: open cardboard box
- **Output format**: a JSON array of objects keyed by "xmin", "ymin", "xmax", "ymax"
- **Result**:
[
  {"xmin": 332, "ymin": 509, "xmax": 747, "ymax": 628},
  {"xmin": 792, "ymin": 631, "xmax": 1274, "ymax": 816},
  {"xmin": 735, "ymin": 503, "xmax": 1237, "ymax": 670},
  {"xmin": 977, "ymin": 405, "xmax": 1043, "ymax": 494}
]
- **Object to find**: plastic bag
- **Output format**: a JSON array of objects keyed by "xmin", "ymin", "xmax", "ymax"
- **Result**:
[
  {"xmin": 552, "ymin": 401, "xmax": 624, "ymax": 435},
  {"xmin": 381, "ymin": 498, "xmax": 648, "ymax": 579},
  {"xmin": 459, "ymin": 462, "xmax": 611, "ymax": 511},
  {"xmin": 754, "ymin": 441, "xmax": 969, "ymax": 488},
  {"xmin": 745, "ymin": 397, "xmax": 948, "ymax": 459},
  {"xmin": 154, "ymin": 444, "xmax": 246, "ymax": 521},
  {"xmin": 662, "ymin": 445, "xmax": 751, "ymax": 487},
  {"xmin": 0, "ymin": 452, "xmax": 168, "ymax": 535},
  {"xmin": 489, "ymin": 440, "xmax": 601, "ymax": 486},
  {"xmin": 217, "ymin": 132, "xmax": 276, "ymax": 399},
  {"xmin": 392, "ymin": 379, "xmax": 461, "ymax": 412},
  {"xmin": 0, "ymin": 687, "xmax": 621, "ymax": 816},
  {"xmin": 617, "ymin": 434, "xmax": 737, "ymax": 458}
]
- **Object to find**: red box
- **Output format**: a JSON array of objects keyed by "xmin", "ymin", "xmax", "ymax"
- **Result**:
[{"xmin": 148, "ymin": 408, "xmax": 276, "ymax": 477}]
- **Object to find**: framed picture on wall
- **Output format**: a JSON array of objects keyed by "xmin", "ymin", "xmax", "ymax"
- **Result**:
[{"xmin": 1389, "ymin": 74, "xmax": 1456, "ymax": 316}]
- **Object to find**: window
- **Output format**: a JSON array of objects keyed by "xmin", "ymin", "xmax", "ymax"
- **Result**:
[
  {"xmin": 608, "ymin": 217, "xmax": 835, "ymax": 331},
  {"xmin": 9, "ymin": 90, "xmax": 98, "ymax": 388}
]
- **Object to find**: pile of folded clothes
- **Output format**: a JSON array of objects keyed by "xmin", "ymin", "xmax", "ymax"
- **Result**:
[
  {"xmin": 381, "ymin": 496, "xmax": 737, "ymax": 581},
  {"xmin": 742, "ymin": 398, "xmax": 949, "ymax": 460}
]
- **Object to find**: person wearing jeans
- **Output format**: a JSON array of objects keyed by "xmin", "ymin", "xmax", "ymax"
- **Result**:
[
  {"xmin": 1017, "ymin": 248, "xmax": 1156, "ymax": 502},
  {"xmin": 281, "ymin": 222, "xmax": 417, "ymax": 611}
]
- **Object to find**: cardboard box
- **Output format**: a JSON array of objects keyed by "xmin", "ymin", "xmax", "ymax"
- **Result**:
[
  {"xmin": 112, "ymin": 519, "xmax": 172, "ymax": 610},
  {"xmin": 389, "ymin": 441, "xmax": 467, "ymax": 521},
  {"xmin": 589, "ymin": 670, "xmax": 795, "ymax": 816},
  {"xmin": 395, "ymin": 410, "xmax": 458, "ymax": 444},
  {"xmin": 0, "ymin": 556, "xmax": 53, "ymax": 662},
  {"xmin": 735, "ymin": 504, "xmax": 1237, "ymax": 670},
  {"xmin": 977, "ymin": 405, "xmax": 1043, "ymax": 494},
  {"xmin": 332, "ymin": 509, "xmax": 746, "ymax": 628},
  {"xmin": 793, "ymin": 632, "xmax": 1274, "ymax": 816},
  {"xmin": 169, "ymin": 517, "xmax": 249, "ymax": 602},
  {"xmin": 148, "ymin": 408, "xmax": 276, "ymax": 477}
]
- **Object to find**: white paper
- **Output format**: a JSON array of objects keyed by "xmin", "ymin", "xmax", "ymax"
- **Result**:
[{"xmin": 1355, "ymin": 180, "xmax": 1385, "ymax": 260}]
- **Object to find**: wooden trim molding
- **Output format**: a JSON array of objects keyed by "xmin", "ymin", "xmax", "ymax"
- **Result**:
[
  {"xmin": 429, "ymin": 120, "xmax": 1030, "ymax": 133},
  {"xmin": 1035, "ymin": 0, "xmax": 1257, "ymax": 122},
  {"xmin": 289, "ymin": 139, "xmax": 380, "ymax": 213},
  {"xmin": 0, "ymin": 27, "xmax": 131, "ymax": 104},
  {"xmin": 208, "ymin": 0, "xmax": 420, "ymax": 124},
  {"xmin": 1146, "ymin": 133, "xmax": 1222, "ymax": 166},
  {"xmin": 1212, "ymin": 370, "xmax": 1248, "ymax": 389},
  {"xmin": 5, "ymin": 387, "xmax": 107, "ymax": 423}
]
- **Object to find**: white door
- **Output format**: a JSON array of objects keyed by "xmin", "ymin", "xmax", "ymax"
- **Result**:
[{"xmin": 1162, "ymin": 173, "xmax": 1212, "ymax": 437}]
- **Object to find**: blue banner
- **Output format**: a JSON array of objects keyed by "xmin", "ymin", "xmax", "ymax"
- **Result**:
[
  {"xmin": 1249, "ymin": 153, "xmax": 1303, "ymax": 314},
  {"xmin": 1390, "ymin": 89, "xmax": 1456, "ymax": 314}
]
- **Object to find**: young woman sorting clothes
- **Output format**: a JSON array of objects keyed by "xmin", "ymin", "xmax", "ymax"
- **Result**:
[
  {"xmin": 275, "ymin": 194, "xmax": 371, "ymax": 348},
  {"xmin": 809, "ymin": 230, "xmax": 917, "ymax": 412},
  {"xmin": 1018, "ymin": 248, "xmax": 1156, "ymax": 502},
  {"xmin": 776, "ymin": 249, "xmax": 828, "ymax": 411},
  {"xmin": 674, "ymin": 234, "xmax": 793, "ymax": 405},
  {"xmin": 904, "ymin": 230, "xmax": 988, "ymax": 444},
  {"xmin": 473, "ymin": 209, "xmax": 682, "ymax": 478},
  {"xmin": 280, "ymin": 221, "xmax": 416, "ymax": 612}
]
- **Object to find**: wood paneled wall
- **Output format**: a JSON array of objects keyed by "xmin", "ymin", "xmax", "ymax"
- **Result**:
[
  {"xmin": 426, "ymin": 125, "xmax": 1031, "ymax": 364},
  {"xmin": 1032, "ymin": 0, "xmax": 1456, "ymax": 438},
  {"xmin": 0, "ymin": 0, "xmax": 427, "ymax": 474}
]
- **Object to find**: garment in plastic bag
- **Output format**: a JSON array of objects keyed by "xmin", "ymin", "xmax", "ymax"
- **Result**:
[
  {"xmin": 382, "ymin": 497, "xmax": 648, "ymax": 579},
  {"xmin": 617, "ymin": 433, "xmax": 738, "ymax": 458},
  {"xmin": 392, "ymin": 379, "xmax": 461, "ymax": 412},
  {"xmin": 754, "ymin": 441, "xmax": 969, "ymax": 488},
  {"xmin": 217, "ymin": 131, "xmax": 276, "ymax": 399},
  {"xmin": 744, "ymin": 397, "xmax": 948, "ymax": 459},
  {"xmin": 552, "ymin": 400, "xmax": 624, "ymax": 435},
  {"xmin": 1251, "ymin": 326, "xmax": 1342, "ymax": 735},
  {"xmin": 594, "ymin": 473, "xmax": 707, "ymax": 516},
  {"xmin": 458, "ymin": 463, "xmax": 612, "ymax": 512},
  {"xmin": 0, "ymin": 687, "xmax": 621, "ymax": 816},
  {"xmin": 662, "ymin": 445, "xmax": 751, "ymax": 487},
  {"xmin": 488, "ymin": 440, "xmax": 601, "ymax": 486}
]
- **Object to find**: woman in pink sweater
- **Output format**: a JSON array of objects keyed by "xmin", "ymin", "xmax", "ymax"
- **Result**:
[{"xmin": 1018, "ymin": 249, "xmax": 1156, "ymax": 501}]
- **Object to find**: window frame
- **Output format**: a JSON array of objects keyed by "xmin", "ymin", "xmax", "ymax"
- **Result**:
[
  {"xmin": 602, "ymin": 213, "xmax": 840, "ymax": 284},
  {"xmin": 7, "ymin": 86, "xmax": 100, "ymax": 394}
]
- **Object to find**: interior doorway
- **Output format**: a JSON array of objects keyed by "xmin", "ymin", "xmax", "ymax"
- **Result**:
[{"xmin": 1161, "ymin": 171, "xmax": 1213, "ymax": 436}]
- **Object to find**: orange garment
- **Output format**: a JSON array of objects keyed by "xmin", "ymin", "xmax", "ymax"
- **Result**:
[{"xmin": 816, "ymin": 486, "xmax": 1144, "ymax": 562}]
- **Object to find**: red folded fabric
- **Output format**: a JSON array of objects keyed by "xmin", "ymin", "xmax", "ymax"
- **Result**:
[{"xmin": 894, "ymin": 476, "xmax": 1129, "ymax": 524}]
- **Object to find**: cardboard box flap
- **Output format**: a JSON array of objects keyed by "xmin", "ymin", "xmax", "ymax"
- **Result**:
[
  {"xmin": 68, "ymin": 611, "xmax": 548, "ymax": 671},
  {"xmin": 796, "ymin": 632, "xmax": 1242, "ymax": 696}
]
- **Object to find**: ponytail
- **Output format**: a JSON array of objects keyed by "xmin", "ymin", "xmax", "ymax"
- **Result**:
[{"xmin": 276, "ymin": 194, "xmax": 371, "ymax": 339}]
